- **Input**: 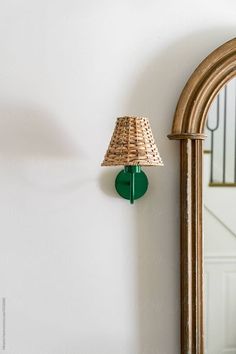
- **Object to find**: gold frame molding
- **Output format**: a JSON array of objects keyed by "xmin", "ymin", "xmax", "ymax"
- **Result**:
[{"xmin": 168, "ymin": 38, "xmax": 236, "ymax": 354}]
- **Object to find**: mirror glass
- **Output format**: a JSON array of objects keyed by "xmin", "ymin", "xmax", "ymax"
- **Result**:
[{"xmin": 204, "ymin": 77, "xmax": 236, "ymax": 353}]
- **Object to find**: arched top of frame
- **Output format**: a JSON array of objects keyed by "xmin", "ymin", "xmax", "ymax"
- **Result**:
[{"xmin": 168, "ymin": 38, "xmax": 236, "ymax": 140}]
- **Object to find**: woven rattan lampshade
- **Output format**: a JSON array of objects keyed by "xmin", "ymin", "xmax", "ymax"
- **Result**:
[{"xmin": 101, "ymin": 116, "xmax": 163, "ymax": 166}]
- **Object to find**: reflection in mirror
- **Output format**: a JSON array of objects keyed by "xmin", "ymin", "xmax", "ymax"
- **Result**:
[{"xmin": 204, "ymin": 77, "xmax": 236, "ymax": 354}]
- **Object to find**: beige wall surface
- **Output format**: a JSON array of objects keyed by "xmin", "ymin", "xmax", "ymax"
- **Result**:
[{"xmin": 0, "ymin": 1, "xmax": 236, "ymax": 353}]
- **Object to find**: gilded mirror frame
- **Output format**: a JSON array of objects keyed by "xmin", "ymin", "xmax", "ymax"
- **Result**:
[{"xmin": 168, "ymin": 38, "xmax": 236, "ymax": 354}]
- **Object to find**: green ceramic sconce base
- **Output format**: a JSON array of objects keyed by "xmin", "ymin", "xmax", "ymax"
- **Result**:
[{"xmin": 115, "ymin": 165, "xmax": 148, "ymax": 204}]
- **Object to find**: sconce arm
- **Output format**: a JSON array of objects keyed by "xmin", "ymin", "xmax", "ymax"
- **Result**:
[{"xmin": 124, "ymin": 166, "xmax": 141, "ymax": 204}]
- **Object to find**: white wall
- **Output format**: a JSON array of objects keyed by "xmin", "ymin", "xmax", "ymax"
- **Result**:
[{"xmin": 0, "ymin": 1, "xmax": 236, "ymax": 354}]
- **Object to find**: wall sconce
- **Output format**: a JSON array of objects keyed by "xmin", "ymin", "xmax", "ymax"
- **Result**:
[{"xmin": 101, "ymin": 116, "xmax": 163, "ymax": 204}]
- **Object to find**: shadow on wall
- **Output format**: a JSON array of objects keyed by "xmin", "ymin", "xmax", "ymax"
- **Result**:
[
  {"xmin": 124, "ymin": 27, "xmax": 236, "ymax": 354},
  {"xmin": 0, "ymin": 105, "xmax": 79, "ymax": 159},
  {"xmin": 99, "ymin": 168, "xmax": 121, "ymax": 198}
]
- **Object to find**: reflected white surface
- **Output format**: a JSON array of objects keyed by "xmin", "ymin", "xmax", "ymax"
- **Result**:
[{"xmin": 204, "ymin": 77, "xmax": 236, "ymax": 354}]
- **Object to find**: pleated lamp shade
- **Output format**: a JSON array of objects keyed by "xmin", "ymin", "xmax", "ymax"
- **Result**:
[{"xmin": 101, "ymin": 116, "xmax": 163, "ymax": 166}]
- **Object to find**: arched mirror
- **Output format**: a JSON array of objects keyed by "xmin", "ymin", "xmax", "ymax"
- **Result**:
[{"xmin": 168, "ymin": 38, "xmax": 236, "ymax": 354}]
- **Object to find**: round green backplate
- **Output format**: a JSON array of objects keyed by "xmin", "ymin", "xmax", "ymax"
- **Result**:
[{"xmin": 115, "ymin": 169, "xmax": 148, "ymax": 201}]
